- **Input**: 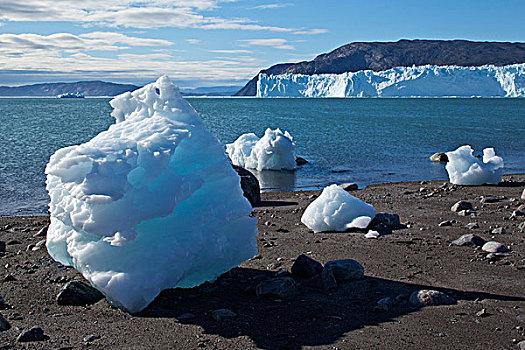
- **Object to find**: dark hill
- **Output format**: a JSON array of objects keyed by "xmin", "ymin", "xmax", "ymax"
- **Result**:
[
  {"xmin": 235, "ymin": 39, "xmax": 525, "ymax": 96},
  {"xmin": 0, "ymin": 81, "xmax": 140, "ymax": 97}
]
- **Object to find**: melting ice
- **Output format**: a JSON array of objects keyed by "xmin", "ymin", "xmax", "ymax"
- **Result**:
[
  {"xmin": 45, "ymin": 76, "xmax": 258, "ymax": 313},
  {"xmin": 445, "ymin": 145, "xmax": 504, "ymax": 185}
]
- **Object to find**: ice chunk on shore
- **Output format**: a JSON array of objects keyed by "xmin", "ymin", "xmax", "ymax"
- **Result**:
[
  {"xmin": 226, "ymin": 128, "xmax": 296, "ymax": 171},
  {"xmin": 445, "ymin": 145, "xmax": 504, "ymax": 185},
  {"xmin": 45, "ymin": 76, "xmax": 258, "ymax": 313},
  {"xmin": 301, "ymin": 185, "xmax": 376, "ymax": 233}
]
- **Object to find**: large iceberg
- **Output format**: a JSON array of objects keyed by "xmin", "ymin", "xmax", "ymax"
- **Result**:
[
  {"xmin": 257, "ymin": 64, "xmax": 525, "ymax": 97},
  {"xmin": 45, "ymin": 76, "xmax": 258, "ymax": 313},
  {"xmin": 226, "ymin": 128, "xmax": 296, "ymax": 171},
  {"xmin": 301, "ymin": 185, "xmax": 376, "ymax": 233},
  {"xmin": 445, "ymin": 145, "xmax": 504, "ymax": 185}
]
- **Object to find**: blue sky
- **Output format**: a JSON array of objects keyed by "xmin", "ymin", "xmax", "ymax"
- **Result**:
[{"xmin": 1, "ymin": 0, "xmax": 524, "ymax": 88}]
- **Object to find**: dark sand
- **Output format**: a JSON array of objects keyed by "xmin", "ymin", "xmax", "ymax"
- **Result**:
[{"xmin": 0, "ymin": 175, "xmax": 524, "ymax": 349}]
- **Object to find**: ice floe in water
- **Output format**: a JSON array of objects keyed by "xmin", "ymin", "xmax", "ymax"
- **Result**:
[
  {"xmin": 301, "ymin": 184, "xmax": 376, "ymax": 233},
  {"xmin": 226, "ymin": 128, "xmax": 296, "ymax": 171},
  {"xmin": 45, "ymin": 76, "xmax": 258, "ymax": 313},
  {"xmin": 445, "ymin": 145, "xmax": 504, "ymax": 185}
]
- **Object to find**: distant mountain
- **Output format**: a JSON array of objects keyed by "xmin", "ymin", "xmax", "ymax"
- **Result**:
[
  {"xmin": 180, "ymin": 85, "xmax": 243, "ymax": 96},
  {"xmin": 235, "ymin": 39, "xmax": 525, "ymax": 96},
  {"xmin": 0, "ymin": 81, "xmax": 140, "ymax": 97}
]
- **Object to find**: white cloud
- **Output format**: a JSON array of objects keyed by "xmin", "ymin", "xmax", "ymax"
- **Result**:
[
  {"xmin": 237, "ymin": 38, "xmax": 295, "ymax": 50},
  {"xmin": 186, "ymin": 39, "xmax": 201, "ymax": 44},
  {"xmin": 0, "ymin": 32, "xmax": 172, "ymax": 56},
  {"xmin": 253, "ymin": 3, "xmax": 293, "ymax": 10},
  {"xmin": 210, "ymin": 49, "xmax": 252, "ymax": 54},
  {"xmin": 293, "ymin": 28, "xmax": 329, "ymax": 35},
  {"xmin": 0, "ymin": 0, "xmax": 291, "ymax": 31}
]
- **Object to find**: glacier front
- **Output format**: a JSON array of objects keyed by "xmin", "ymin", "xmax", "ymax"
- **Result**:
[
  {"xmin": 45, "ymin": 76, "xmax": 258, "ymax": 313},
  {"xmin": 257, "ymin": 64, "xmax": 525, "ymax": 97}
]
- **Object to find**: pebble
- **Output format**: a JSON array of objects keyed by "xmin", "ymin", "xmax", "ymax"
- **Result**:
[
  {"xmin": 34, "ymin": 226, "xmax": 48, "ymax": 237},
  {"xmin": 0, "ymin": 312, "xmax": 11, "ymax": 331},
  {"xmin": 291, "ymin": 254, "xmax": 323, "ymax": 278},
  {"xmin": 457, "ymin": 209, "xmax": 475, "ymax": 216},
  {"xmin": 476, "ymin": 308, "xmax": 489, "ymax": 317},
  {"xmin": 211, "ymin": 309, "xmax": 236, "ymax": 321},
  {"xmin": 16, "ymin": 326, "xmax": 47, "ymax": 342},
  {"xmin": 56, "ymin": 281, "xmax": 104, "ymax": 306},
  {"xmin": 451, "ymin": 200, "xmax": 473, "ymax": 212},
  {"xmin": 466, "ymin": 222, "xmax": 479, "ymax": 230},
  {"xmin": 83, "ymin": 334, "xmax": 101, "ymax": 342},
  {"xmin": 480, "ymin": 196, "xmax": 502, "ymax": 204},
  {"xmin": 451, "ymin": 234, "xmax": 486, "ymax": 247},
  {"xmin": 324, "ymin": 259, "xmax": 364, "ymax": 281},
  {"xmin": 438, "ymin": 220, "xmax": 452, "ymax": 227},
  {"xmin": 482, "ymin": 241, "xmax": 508, "ymax": 253},
  {"xmin": 491, "ymin": 227, "xmax": 506, "ymax": 235},
  {"xmin": 521, "ymin": 189, "xmax": 525, "ymax": 201},
  {"xmin": 409, "ymin": 290, "xmax": 456, "ymax": 307}
]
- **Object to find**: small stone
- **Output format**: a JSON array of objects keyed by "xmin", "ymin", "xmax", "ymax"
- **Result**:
[
  {"xmin": 480, "ymin": 196, "xmax": 502, "ymax": 204},
  {"xmin": 32, "ymin": 239, "xmax": 46, "ymax": 251},
  {"xmin": 519, "ymin": 222, "xmax": 525, "ymax": 231},
  {"xmin": 369, "ymin": 213, "xmax": 402, "ymax": 232},
  {"xmin": 482, "ymin": 241, "xmax": 508, "ymax": 253},
  {"xmin": 491, "ymin": 227, "xmax": 506, "ymax": 235},
  {"xmin": 56, "ymin": 281, "xmax": 104, "ymax": 306},
  {"xmin": 339, "ymin": 183, "xmax": 358, "ymax": 191},
  {"xmin": 451, "ymin": 201, "xmax": 473, "ymax": 212},
  {"xmin": 16, "ymin": 326, "xmax": 47, "ymax": 342},
  {"xmin": 83, "ymin": 334, "xmax": 101, "ymax": 342},
  {"xmin": 291, "ymin": 254, "xmax": 323, "ymax": 278},
  {"xmin": 466, "ymin": 222, "xmax": 479, "ymax": 230},
  {"xmin": 34, "ymin": 226, "xmax": 48, "ymax": 237},
  {"xmin": 457, "ymin": 209, "xmax": 474, "ymax": 216},
  {"xmin": 294, "ymin": 156, "xmax": 308, "ymax": 166},
  {"xmin": 521, "ymin": 189, "xmax": 525, "ymax": 201},
  {"xmin": 3, "ymin": 274, "xmax": 16, "ymax": 282},
  {"xmin": 256, "ymin": 277, "xmax": 298, "ymax": 298},
  {"xmin": 0, "ymin": 313, "xmax": 11, "ymax": 331},
  {"xmin": 451, "ymin": 234, "xmax": 486, "ymax": 247},
  {"xmin": 430, "ymin": 152, "xmax": 448, "ymax": 162},
  {"xmin": 0, "ymin": 241, "xmax": 5, "ymax": 254},
  {"xmin": 211, "ymin": 308, "xmax": 236, "ymax": 321},
  {"xmin": 324, "ymin": 259, "xmax": 364, "ymax": 282},
  {"xmin": 365, "ymin": 230, "xmax": 380, "ymax": 239},
  {"xmin": 377, "ymin": 297, "xmax": 393, "ymax": 311},
  {"xmin": 176, "ymin": 313, "xmax": 196, "ymax": 322},
  {"xmin": 438, "ymin": 220, "xmax": 452, "ymax": 227},
  {"xmin": 409, "ymin": 290, "xmax": 456, "ymax": 307},
  {"xmin": 476, "ymin": 308, "xmax": 489, "ymax": 317}
]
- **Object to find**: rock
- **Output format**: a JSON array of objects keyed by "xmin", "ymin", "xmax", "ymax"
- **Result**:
[
  {"xmin": 439, "ymin": 220, "xmax": 452, "ymax": 227},
  {"xmin": 256, "ymin": 277, "xmax": 298, "ymax": 298},
  {"xmin": 451, "ymin": 201, "xmax": 473, "ymax": 212},
  {"xmin": 517, "ymin": 340, "xmax": 525, "ymax": 350},
  {"xmin": 321, "ymin": 267, "xmax": 338, "ymax": 291},
  {"xmin": 457, "ymin": 209, "xmax": 475, "ymax": 216},
  {"xmin": 291, "ymin": 254, "xmax": 323, "ymax": 278},
  {"xmin": 16, "ymin": 326, "xmax": 47, "ymax": 342},
  {"xmin": 480, "ymin": 196, "xmax": 502, "ymax": 204},
  {"xmin": 482, "ymin": 241, "xmax": 508, "ymax": 253},
  {"xmin": 0, "ymin": 241, "xmax": 5, "ymax": 254},
  {"xmin": 32, "ymin": 239, "xmax": 46, "ymax": 251},
  {"xmin": 476, "ymin": 308, "xmax": 489, "ymax": 317},
  {"xmin": 294, "ymin": 156, "xmax": 308, "ymax": 166},
  {"xmin": 466, "ymin": 222, "xmax": 479, "ymax": 230},
  {"xmin": 519, "ymin": 222, "xmax": 525, "ymax": 231},
  {"xmin": 377, "ymin": 297, "xmax": 394, "ymax": 311},
  {"xmin": 430, "ymin": 152, "xmax": 448, "ymax": 162},
  {"xmin": 368, "ymin": 213, "xmax": 403, "ymax": 233},
  {"xmin": 409, "ymin": 290, "xmax": 456, "ymax": 307},
  {"xmin": 211, "ymin": 308, "xmax": 237, "ymax": 321},
  {"xmin": 83, "ymin": 334, "xmax": 101, "ymax": 342},
  {"xmin": 324, "ymin": 259, "xmax": 364, "ymax": 282},
  {"xmin": 451, "ymin": 234, "xmax": 486, "ymax": 247},
  {"xmin": 491, "ymin": 227, "xmax": 506, "ymax": 234},
  {"xmin": 176, "ymin": 313, "xmax": 196, "ymax": 322},
  {"xmin": 56, "ymin": 281, "xmax": 104, "ymax": 306},
  {"xmin": 233, "ymin": 165, "xmax": 261, "ymax": 206},
  {"xmin": 0, "ymin": 313, "xmax": 11, "ymax": 331},
  {"xmin": 34, "ymin": 226, "xmax": 48, "ymax": 237},
  {"xmin": 340, "ymin": 183, "xmax": 358, "ymax": 191},
  {"xmin": 4, "ymin": 274, "xmax": 16, "ymax": 282},
  {"xmin": 521, "ymin": 189, "xmax": 525, "ymax": 201},
  {"xmin": 365, "ymin": 230, "xmax": 380, "ymax": 239}
]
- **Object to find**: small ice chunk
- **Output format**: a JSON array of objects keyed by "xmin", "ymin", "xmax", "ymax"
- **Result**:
[
  {"xmin": 226, "ymin": 128, "xmax": 296, "ymax": 171},
  {"xmin": 445, "ymin": 145, "xmax": 504, "ymax": 185},
  {"xmin": 301, "ymin": 184, "xmax": 376, "ymax": 233},
  {"xmin": 45, "ymin": 76, "xmax": 258, "ymax": 313},
  {"xmin": 365, "ymin": 230, "xmax": 380, "ymax": 239}
]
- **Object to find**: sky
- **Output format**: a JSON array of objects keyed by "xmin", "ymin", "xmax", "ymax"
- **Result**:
[{"xmin": 1, "ymin": 0, "xmax": 524, "ymax": 88}]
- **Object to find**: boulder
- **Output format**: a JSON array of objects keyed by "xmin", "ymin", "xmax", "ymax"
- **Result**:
[
  {"xmin": 56, "ymin": 281, "xmax": 104, "ymax": 306},
  {"xmin": 256, "ymin": 277, "xmax": 298, "ymax": 298},
  {"xmin": 429, "ymin": 152, "xmax": 448, "ymax": 162},
  {"xmin": 233, "ymin": 165, "xmax": 261, "ymax": 206},
  {"xmin": 409, "ymin": 290, "xmax": 456, "ymax": 307},
  {"xmin": 291, "ymin": 254, "xmax": 323, "ymax": 278},
  {"xmin": 324, "ymin": 259, "xmax": 364, "ymax": 282},
  {"xmin": 481, "ymin": 241, "xmax": 508, "ymax": 253}
]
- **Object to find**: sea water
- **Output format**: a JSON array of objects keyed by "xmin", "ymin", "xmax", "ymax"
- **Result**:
[{"xmin": 0, "ymin": 97, "xmax": 524, "ymax": 216}]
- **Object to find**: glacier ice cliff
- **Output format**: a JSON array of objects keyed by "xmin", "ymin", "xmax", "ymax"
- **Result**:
[
  {"xmin": 301, "ymin": 185, "xmax": 376, "ymax": 233},
  {"xmin": 257, "ymin": 64, "xmax": 525, "ymax": 97},
  {"xmin": 226, "ymin": 128, "xmax": 296, "ymax": 171},
  {"xmin": 45, "ymin": 76, "xmax": 258, "ymax": 313},
  {"xmin": 445, "ymin": 145, "xmax": 504, "ymax": 185}
]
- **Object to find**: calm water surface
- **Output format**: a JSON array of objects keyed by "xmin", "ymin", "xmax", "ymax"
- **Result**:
[{"xmin": 0, "ymin": 97, "xmax": 524, "ymax": 216}]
